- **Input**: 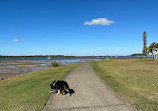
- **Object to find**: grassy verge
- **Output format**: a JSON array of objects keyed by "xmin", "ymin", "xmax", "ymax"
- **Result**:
[
  {"xmin": 92, "ymin": 59, "xmax": 158, "ymax": 111},
  {"xmin": 0, "ymin": 64, "xmax": 79, "ymax": 111}
]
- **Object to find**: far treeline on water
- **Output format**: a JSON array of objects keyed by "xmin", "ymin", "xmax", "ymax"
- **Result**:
[{"xmin": 0, "ymin": 55, "xmax": 75, "ymax": 58}]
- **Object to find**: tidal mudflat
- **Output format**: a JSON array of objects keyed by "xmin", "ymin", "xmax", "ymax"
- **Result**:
[
  {"xmin": 0, "ymin": 59, "xmax": 101, "ymax": 80},
  {"xmin": 0, "ymin": 60, "xmax": 52, "ymax": 79}
]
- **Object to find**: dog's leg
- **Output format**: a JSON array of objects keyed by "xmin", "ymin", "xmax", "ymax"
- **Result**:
[
  {"xmin": 65, "ymin": 89, "xmax": 70, "ymax": 96},
  {"xmin": 56, "ymin": 90, "xmax": 60, "ymax": 95},
  {"xmin": 60, "ymin": 90, "xmax": 64, "ymax": 96},
  {"xmin": 50, "ymin": 89, "xmax": 56, "ymax": 94}
]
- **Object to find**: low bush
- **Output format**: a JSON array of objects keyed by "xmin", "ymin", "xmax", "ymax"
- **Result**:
[{"xmin": 51, "ymin": 61, "xmax": 59, "ymax": 67}]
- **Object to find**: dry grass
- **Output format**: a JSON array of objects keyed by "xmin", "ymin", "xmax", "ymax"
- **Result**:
[{"xmin": 92, "ymin": 58, "xmax": 158, "ymax": 111}]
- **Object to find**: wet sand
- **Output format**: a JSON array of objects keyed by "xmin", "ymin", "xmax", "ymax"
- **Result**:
[
  {"xmin": 0, "ymin": 60, "xmax": 52, "ymax": 80},
  {"xmin": 0, "ymin": 59, "xmax": 102, "ymax": 80}
]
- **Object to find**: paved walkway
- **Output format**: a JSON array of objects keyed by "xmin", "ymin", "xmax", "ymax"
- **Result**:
[{"xmin": 43, "ymin": 63, "xmax": 137, "ymax": 111}]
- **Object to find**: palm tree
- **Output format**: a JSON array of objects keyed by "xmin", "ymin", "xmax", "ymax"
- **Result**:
[
  {"xmin": 143, "ymin": 31, "xmax": 147, "ymax": 55},
  {"xmin": 147, "ymin": 42, "xmax": 158, "ymax": 61}
]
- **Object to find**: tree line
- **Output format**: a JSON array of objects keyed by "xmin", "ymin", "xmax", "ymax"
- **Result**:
[
  {"xmin": 143, "ymin": 31, "xmax": 158, "ymax": 61},
  {"xmin": 0, "ymin": 55, "xmax": 75, "ymax": 58}
]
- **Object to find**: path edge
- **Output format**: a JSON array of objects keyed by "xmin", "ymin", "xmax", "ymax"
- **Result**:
[{"xmin": 90, "ymin": 62, "xmax": 138, "ymax": 111}]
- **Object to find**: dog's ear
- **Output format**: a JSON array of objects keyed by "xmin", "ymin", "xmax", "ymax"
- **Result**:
[
  {"xmin": 52, "ymin": 80, "xmax": 57, "ymax": 86},
  {"xmin": 53, "ymin": 80, "xmax": 57, "ymax": 83},
  {"xmin": 50, "ymin": 80, "xmax": 56, "ymax": 85}
]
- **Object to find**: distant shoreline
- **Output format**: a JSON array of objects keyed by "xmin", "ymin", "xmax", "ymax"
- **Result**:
[
  {"xmin": 0, "ymin": 55, "xmax": 151, "ymax": 60},
  {"xmin": 0, "ymin": 55, "xmax": 75, "ymax": 58}
]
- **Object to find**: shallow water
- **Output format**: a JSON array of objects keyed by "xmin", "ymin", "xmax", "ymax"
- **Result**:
[{"xmin": 0, "ymin": 59, "xmax": 102, "ymax": 79}]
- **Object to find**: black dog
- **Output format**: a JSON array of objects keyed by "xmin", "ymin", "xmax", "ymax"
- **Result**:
[{"xmin": 50, "ymin": 80, "xmax": 70, "ymax": 96}]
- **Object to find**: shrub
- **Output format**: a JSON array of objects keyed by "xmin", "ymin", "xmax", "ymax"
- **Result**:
[{"xmin": 51, "ymin": 61, "xmax": 59, "ymax": 67}]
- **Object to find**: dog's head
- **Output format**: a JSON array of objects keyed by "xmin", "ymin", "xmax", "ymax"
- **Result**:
[{"xmin": 50, "ymin": 80, "xmax": 57, "ymax": 90}]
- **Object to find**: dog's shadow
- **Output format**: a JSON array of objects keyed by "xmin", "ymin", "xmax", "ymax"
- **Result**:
[{"xmin": 64, "ymin": 89, "xmax": 75, "ymax": 96}]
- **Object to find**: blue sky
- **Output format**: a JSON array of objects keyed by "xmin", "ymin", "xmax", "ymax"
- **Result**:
[{"xmin": 0, "ymin": 0, "xmax": 158, "ymax": 56}]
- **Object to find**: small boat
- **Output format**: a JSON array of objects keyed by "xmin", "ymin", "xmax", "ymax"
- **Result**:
[{"xmin": 47, "ymin": 55, "xmax": 51, "ymax": 59}]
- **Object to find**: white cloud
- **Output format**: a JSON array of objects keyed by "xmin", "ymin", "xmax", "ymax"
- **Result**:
[
  {"xmin": 12, "ymin": 39, "xmax": 21, "ymax": 42},
  {"xmin": 84, "ymin": 18, "xmax": 114, "ymax": 26}
]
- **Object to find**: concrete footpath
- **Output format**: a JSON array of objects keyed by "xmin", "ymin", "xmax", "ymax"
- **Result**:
[{"xmin": 43, "ymin": 63, "xmax": 137, "ymax": 111}]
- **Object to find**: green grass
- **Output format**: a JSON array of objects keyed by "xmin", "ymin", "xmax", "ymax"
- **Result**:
[
  {"xmin": 0, "ymin": 64, "xmax": 79, "ymax": 111},
  {"xmin": 92, "ymin": 59, "xmax": 158, "ymax": 111}
]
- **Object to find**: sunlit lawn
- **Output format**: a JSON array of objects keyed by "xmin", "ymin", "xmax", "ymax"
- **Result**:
[
  {"xmin": 93, "ymin": 58, "xmax": 158, "ymax": 111},
  {"xmin": 0, "ymin": 64, "xmax": 79, "ymax": 111}
]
